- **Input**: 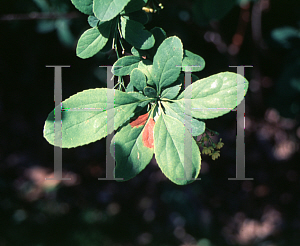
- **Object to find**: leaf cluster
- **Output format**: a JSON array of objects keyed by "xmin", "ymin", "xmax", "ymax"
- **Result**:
[{"xmin": 44, "ymin": 0, "xmax": 250, "ymax": 185}]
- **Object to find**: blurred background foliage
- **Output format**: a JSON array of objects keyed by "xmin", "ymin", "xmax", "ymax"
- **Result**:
[{"xmin": 0, "ymin": 0, "xmax": 300, "ymax": 245}]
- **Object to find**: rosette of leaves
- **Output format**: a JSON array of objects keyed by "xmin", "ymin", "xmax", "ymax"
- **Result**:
[
  {"xmin": 43, "ymin": 36, "xmax": 249, "ymax": 185},
  {"xmin": 71, "ymin": 0, "xmax": 155, "ymax": 58}
]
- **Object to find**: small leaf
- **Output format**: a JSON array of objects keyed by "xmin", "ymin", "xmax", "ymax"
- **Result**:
[
  {"xmin": 162, "ymin": 101, "xmax": 205, "ymax": 136},
  {"xmin": 130, "ymin": 68, "xmax": 147, "ymax": 91},
  {"xmin": 71, "ymin": 0, "xmax": 93, "ymax": 15},
  {"xmin": 152, "ymin": 36, "xmax": 183, "ymax": 93},
  {"xmin": 131, "ymin": 47, "xmax": 142, "ymax": 57},
  {"xmin": 138, "ymin": 60, "xmax": 155, "ymax": 87},
  {"xmin": 161, "ymin": 79, "xmax": 182, "ymax": 99},
  {"xmin": 111, "ymin": 112, "xmax": 154, "ymax": 181},
  {"xmin": 93, "ymin": 0, "xmax": 131, "ymax": 21},
  {"xmin": 154, "ymin": 114, "xmax": 201, "ymax": 185},
  {"xmin": 43, "ymin": 88, "xmax": 142, "ymax": 148},
  {"xmin": 112, "ymin": 55, "xmax": 142, "ymax": 76},
  {"xmin": 120, "ymin": 16, "xmax": 155, "ymax": 50},
  {"xmin": 76, "ymin": 21, "xmax": 112, "ymax": 59},
  {"xmin": 88, "ymin": 15, "xmax": 100, "ymax": 27},
  {"xmin": 182, "ymin": 49, "xmax": 205, "ymax": 72},
  {"xmin": 175, "ymin": 72, "xmax": 249, "ymax": 119},
  {"xmin": 144, "ymin": 86, "xmax": 157, "ymax": 98}
]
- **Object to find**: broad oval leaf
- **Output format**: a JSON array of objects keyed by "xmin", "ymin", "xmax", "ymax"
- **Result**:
[
  {"xmin": 154, "ymin": 114, "xmax": 201, "ymax": 185},
  {"xmin": 162, "ymin": 101, "xmax": 205, "ymax": 136},
  {"xmin": 71, "ymin": 0, "xmax": 93, "ymax": 15},
  {"xmin": 112, "ymin": 55, "xmax": 142, "ymax": 76},
  {"xmin": 110, "ymin": 112, "xmax": 154, "ymax": 181},
  {"xmin": 130, "ymin": 68, "xmax": 147, "ymax": 91},
  {"xmin": 120, "ymin": 17, "xmax": 155, "ymax": 50},
  {"xmin": 182, "ymin": 49, "xmax": 205, "ymax": 72},
  {"xmin": 152, "ymin": 36, "xmax": 183, "ymax": 93},
  {"xmin": 76, "ymin": 21, "xmax": 112, "ymax": 59},
  {"xmin": 43, "ymin": 88, "xmax": 142, "ymax": 148},
  {"xmin": 93, "ymin": 0, "xmax": 130, "ymax": 21},
  {"xmin": 175, "ymin": 72, "xmax": 249, "ymax": 119}
]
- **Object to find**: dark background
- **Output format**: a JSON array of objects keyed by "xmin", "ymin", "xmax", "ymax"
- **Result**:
[{"xmin": 0, "ymin": 0, "xmax": 300, "ymax": 245}]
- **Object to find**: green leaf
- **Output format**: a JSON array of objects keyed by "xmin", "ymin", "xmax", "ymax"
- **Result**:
[
  {"xmin": 130, "ymin": 68, "xmax": 147, "ymax": 91},
  {"xmin": 43, "ymin": 88, "xmax": 142, "ymax": 148},
  {"xmin": 162, "ymin": 102, "xmax": 205, "ymax": 136},
  {"xmin": 76, "ymin": 21, "xmax": 112, "ymax": 59},
  {"xmin": 120, "ymin": 16, "xmax": 155, "ymax": 50},
  {"xmin": 182, "ymin": 50, "xmax": 205, "ymax": 72},
  {"xmin": 121, "ymin": 0, "xmax": 147, "ymax": 15},
  {"xmin": 93, "ymin": 0, "xmax": 130, "ymax": 21},
  {"xmin": 174, "ymin": 73, "xmax": 199, "ymax": 98},
  {"xmin": 88, "ymin": 15, "xmax": 100, "ymax": 27},
  {"xmin": 99, "ymin": 35, "xmax": 113, "ymax": 53},
  {"xmin": 126, "ymin": 82, "xmax": 134, "ymax": 92},
  {"xmin": 130, "ymin": 27, "xmax": 167, "ymax": 60},
  {"xmin": 154, "ymin": 114, "xmax": 201, "ymax": 185},
  {"xmin": 111, "ymin": 112, "xmax": 154, "ymax": 180},
  {"xmin": 175, "ymin": 72, "xmax": 249, "ymax": 119},
  {"xmin": 161, "ymin": 84, "xmax": 181, "ymax": 100},
  {"xmin": 71, "ymin": 0, "xmax": 93, "ymax": 15},
  {"xmin": 161, "ymin": 78, "xmax": 182, "ymax": 99},
  {"xmin": 152, "ymin": 36, "xmax": 183, "ymax": 93},
  {"xmin": 144, "ymin": 86, "xmax": 157, "ymax": 98},
  {"xmin": 123, "ymin": 10, "xmax": 148, "ymax": 25},
  {"xmin": 131, "ymin": 47, "xmax": 142, "ymax": 57},
  {"xmin": 138, "ymin": 60, "xmax": 155, "ymax": 86},
  {"xmin": 127, "ymin": 91, "xmax": 153, "ymax": 108},
  {"xmin": 112, "ymin": 55, "xmax": 142, "ymax": 76},
  {"xmin": 148, "ymin": 27, "xmax": 167, "ymax": 58}
]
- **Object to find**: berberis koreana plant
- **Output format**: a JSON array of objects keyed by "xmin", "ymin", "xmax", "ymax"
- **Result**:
[{"xmin": 43, "ymin": 0, "xmax": 249, "ymax": 185}]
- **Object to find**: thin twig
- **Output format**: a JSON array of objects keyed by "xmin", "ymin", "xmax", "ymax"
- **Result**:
[{"xmin": 0, "ymin": 12, "xmax": 80, "ymax": 21}]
